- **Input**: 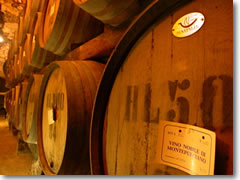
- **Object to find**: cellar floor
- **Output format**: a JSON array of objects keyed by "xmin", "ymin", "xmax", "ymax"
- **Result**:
[{"xmin": 0, "ymin": 117, "xmax": 33, "ymax": 175}]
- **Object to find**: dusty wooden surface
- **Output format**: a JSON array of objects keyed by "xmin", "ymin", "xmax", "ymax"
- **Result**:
[
  {"xmin": 38, "ymin": 60, "xmax": 105, "ymax": 175},
  {"xmin": 91, "ymin": 0, "xmax": 232, "ymax": 175},
  {"xmin": 18, "ymin": 16, "xmax": 24, "ymax": 46},
  {"xmin": 12, "ymin": 85, "xmax": 20, "ymax": 127},
  {"xmin": 18, "ymin": 80, "xmax": 28, "ymax": 131},
  {"xmin": 21, "ymin": 75, "xmax": 43, "ymax": 144},
  {"xmin": 65, "ymin": 25, "xmax": 125, "ymax": 62},
  {"xmin": 38, "ymin": 0, "xmax": 103, "ymax": 56},
  {"xmin": 42, "ymin": 67, "xmax": 68, "ymax": 174},
  {"xmin": 23, "ymin": 0, "xmax": 41, "ymax": 37},
  {"xmin": 73, "ymin": 0, "xmax": 141, "ymax": 27}
]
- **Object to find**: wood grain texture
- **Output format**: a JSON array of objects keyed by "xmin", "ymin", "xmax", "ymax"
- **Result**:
[
  {"xmin": 12, "ymin": 86, "xmax": 20, "ymax": 128},
  {"xmin": 13, "ymin": 83, "xmax": 25, "ymax": 130},
  {"xmin": 18, "ymin": 16, "xmax": 25, "ymax": 46},
  {"xmin": 37, "ymin": 60, "xmax": 105, "ymax": 175},
  {"xmin": 17, "ymin": 81, "xmax": 28, "ymax": 131},
  {"xmin": 90, "ymin": 0, "xmax": 232, "ymax": 175},
  {"xmin": 21, "ymin": 75, "xmax": 44, "ymax": 144},
  {"xmin": 73, "ymin": 0, "xmax": 143, "ymax": 27},
  {"xmin": 38, "ymin": 0, "xmax": 103, "ymax": 56},
  {"xmin": 23, "ymin": 0, "xmax": 42, "ymax": 38},
  {"xmin": 64, "ymin": 25, "xmax": 125, "ymax": 62},
  {"xmin": 22, "ymin": 34, "xmax": 39, "ymax": 77},
  {"xmin": 29, "ymin": 33, "xmax": 60, "ymax": 69}
]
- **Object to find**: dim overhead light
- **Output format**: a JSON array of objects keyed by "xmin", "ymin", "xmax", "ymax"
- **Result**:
[{"xmin": 0, "ymin": 36, "xmax": 4, "ymax": 43}]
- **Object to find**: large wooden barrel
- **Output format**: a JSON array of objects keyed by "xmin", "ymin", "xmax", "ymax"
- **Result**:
[
  {"xmin": 13, "ymin": 30, "xmax": 19, "ymax": 55},
  {"xmin": 3, "ymin": 60, "xmax": 8, "ymax": 79},
  {"xmin": 13, "ymin": 83, "xmax": 25, "ymax": 130},
  {"xmin": 5, "ymin": 60, "xmax": 13, "ymax": 88},
  {"xmin": 18, "ymin": 46, "xmax": 25, "ymax": 79},
  {"xmin": 5, "ymin": 90, "xmax": 12, "ymax": 119},
  {"xmin": 6, "ymin": 89, "xmax": 13, "ymax": 129},
  {"xmin": 28, "ymin": 33, "xmax": 59, "ymax": 69},
  {"xmin": 14, "ymin": 46, "xmax": 24, "ymax": 82},
  {"xmin": 13, "ymin": 54, "xmax": 18, "ymax": 82},
  {"xmin": 21, "ymin": 75, "xmax": 43, "ymax": 143},
  {"xmin": 8, "ymin": 38, "xmax": 16, "ymax": 63},
  {"xmin": 23, "ymin": 0, "xmax": 42, "ymax": 37},
  {"xmin": 4, "ymin": 60, "xmax": 15, "ymax": 89},
  {"xmin": 9, "ymin": 58, "xmax": 18, "ymax": 87},
  {"xmin": 22, "ymin": 35, "xmax": 39, "ymax": 77},
  {"xmin": 18, "ymin": 16, "xmax": 25, "ymax": 46},
  {"xmin": 38, "ymin": 0, "xmax": 103, "ymax": 56},
  {"xmin": 37, "ymin": 60, "xmax": 104, "ymax": 175},
  {"xmin": 90, "ymin": 0, "xmax": 233, "ymax": 175},
  {"xmin": 72, "ymin": 0, "xmax": 148, "ymax": 27},
  {"xmin": 12, "ymin": 85, "xmax": 21, "ymax": 128},
  {"xmin": 16, "ymin": 81, "xmax": 28, "ymax": 131},
  {"xmin": 8, "ymin": 87, "xmax": 16, "ymax": 130}
]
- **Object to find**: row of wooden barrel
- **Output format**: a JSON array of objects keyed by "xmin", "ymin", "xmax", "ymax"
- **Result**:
[
  {"xmin": 4, "ymin": 0, "xmax": 233, "ymax": 175},
  {"xmin": 5, "ymin": 60, "xmax": 104, "ymax": 175},
  {"xmin": 3, "ymin": 0, "xmax": 152, "ymax": 88},
  {"xmin": 3, "ymin": 0, "xmax": 154, "ymax": 175}
]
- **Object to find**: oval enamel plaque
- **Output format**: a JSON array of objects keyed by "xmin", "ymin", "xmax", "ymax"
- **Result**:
[{"xmin": 172, "ymin": 12, "xmax": 205, "ymax": 38}]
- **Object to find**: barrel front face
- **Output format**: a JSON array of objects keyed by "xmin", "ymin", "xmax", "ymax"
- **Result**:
[
  {"xmin": 23, "ymin": 0, "xmax": 41, "ymax": 36},
  {"xmin": 39, "ymin": 0, "xmax": 103, "ymax": 56},
  {"xmin": 29, "ymin": 33, "xmax": 57, "ymax": 69},
  {"xmin": 38, "ymin": 61, "xmax": 104, "ymax": 175},
  {"xmin": 41, "ymin": 0, "xmax": 80, "ymax": 55},
  {"xmin": 42, "ymin": 67, "xmax": 68, "ymax": 174},
  {"xmin": 43, "ymin": 0, "xmax": 60, "ymax": 44},
  {"xmin": 25, "ymin": 75, "xmax": 43, "ymax": 143},
  {"xmin": 91, "ymin": 0, "xmax": 233, "ymax": 175},
  {"xmin": 22, "ymin": 34, "xmax": 40, "ymax": 76}
]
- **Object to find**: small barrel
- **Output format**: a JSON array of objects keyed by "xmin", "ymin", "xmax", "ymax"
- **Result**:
[
  {"xmin": 37, "ymin": 60, "xmax": 104, "ymax": 175},
  {"xmin": 72, "ymin": 0, "xmax": 144, "ymax": 27},
  {"xmin": 21, "ymin": 74, "xmax": 43, "ymax": 143},
  {"xmin": 90, "ymin": 0, "xmax": 233, "ymax": 175},
  {"xmin": 38, "ymin": 0, "xmax": 103, "ymax": 56}
]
